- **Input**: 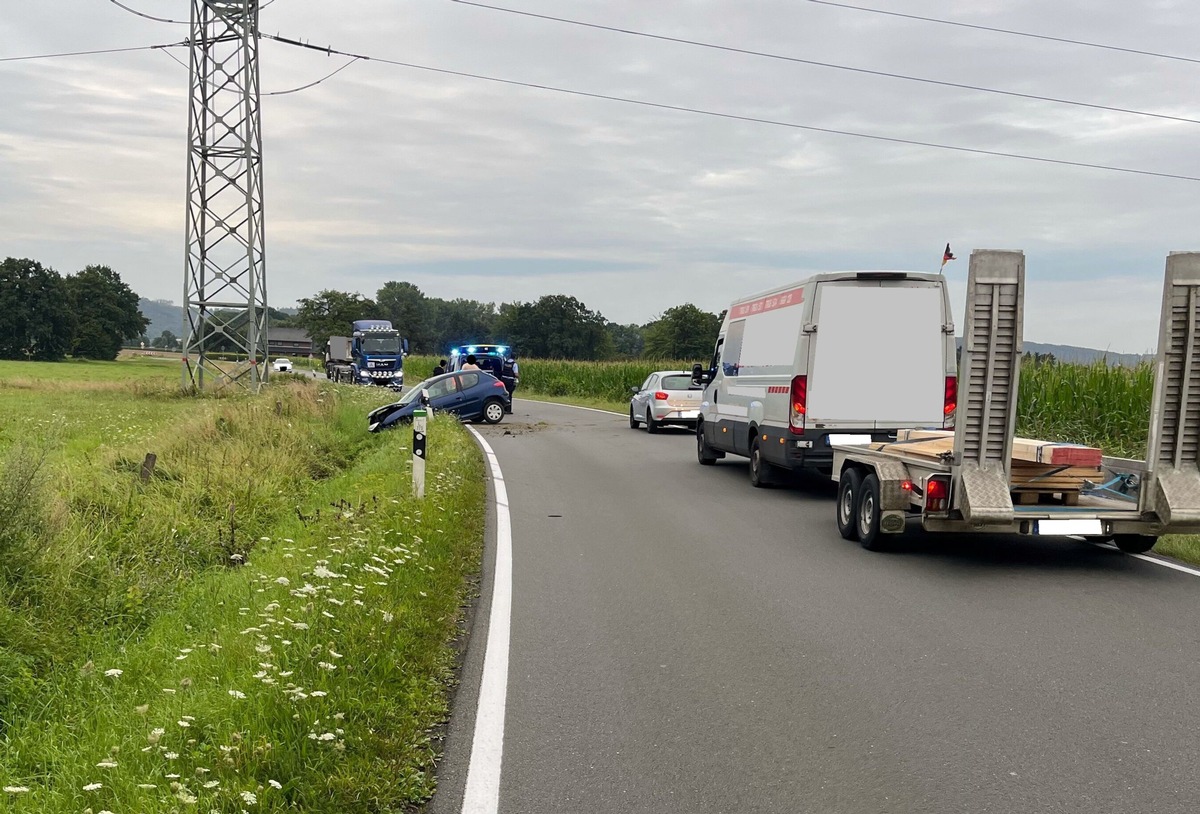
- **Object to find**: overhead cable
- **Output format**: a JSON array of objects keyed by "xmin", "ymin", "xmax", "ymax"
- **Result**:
[
  {"xmin": 805, "ymin": 0, "xmax": 1200, "ymax": 65},
  {"xmin": 448, "ymin": 0, "xmax": 1200, "ymax": 127},
  {"xmin": 106, "ymin": 0, "xmax": 187, "ymax": 24},
  {"xmin": 0, "ymin": 42, "xmax": 184, "ymax": 62},
  {"xmin": 261, "ymin": 33, "xmax": 1200, "ymax": 183}
]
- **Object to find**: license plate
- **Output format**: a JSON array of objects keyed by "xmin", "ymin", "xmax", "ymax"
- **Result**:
[
  {"xmin": 1035, "ymin": 519, "xmax": 1103, "ymax": 536},
  {"xmin": 827, "ymin": 433, "xmax": 872, "ymax": 447}
]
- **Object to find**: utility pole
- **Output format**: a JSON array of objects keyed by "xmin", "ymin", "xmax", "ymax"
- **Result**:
[{"xmin": 182, "ymin": 0, "xmax": 267, "ymax": 390}]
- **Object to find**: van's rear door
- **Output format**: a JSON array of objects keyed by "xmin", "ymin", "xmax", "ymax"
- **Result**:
[{"xmin": 806, "ymin": 279, "xmax": 948, "ymax": 429}]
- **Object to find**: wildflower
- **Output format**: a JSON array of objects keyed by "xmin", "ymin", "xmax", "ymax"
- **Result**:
[
  {"xmin": 104, "ymin": 668, "xmax": 123, "ymax": 678},
  {"xmin": 137, "ymin": 783, "xmax": 157, "ymax": 789},
  {"xmin": 310, "ymin": 690, "xmax": 328, "ymax": 697},
  {"xmin": 268, "ymin": 780, "xmax": 282, "ymax": 789},
  {"xmin": 3, "ymin": 786, "xmax": 31, "ymax": 793},
  {"xmin": 317, "ymin": 662, "xmax": 336, "ymax": 671},
  {"xmin": 275, "ymin": 577, "xmax": 290, "ymax": 586},
  {"xmin": 135, "ymin": 704, "xmax": 150, "ymax": 715},
  {"xmin": 381, "ymin": 611, "xmax": 394, "ymax": 623},
  {"xmin": 240, "ymin": 790, "xmax": 258, "ymax": 804},
  {"xmin": 178, "ymin": 720, "xmax": 191, "ymax": 728},
  {"xmin": 203, "ymin": 780, "xmax": 220, "ymax": 789},
  {"xmin": 162, "ymin": 688, "xmax": 177, "ymax": 695},
  {"xmin": 149, "ymin": 727, "xmax": 165, "ymax": 744},
  {"xmin": 318, "ymin": 732, "xmax": 336, "ymax": 741},
  {"xmin": 83, "ymin": 782, "xmax": 103, "ymax": 791},
  {"xmin": 164, "ymin": 751, "xmax": 180, "ymax": 760},
  {"xmin": 96, "ymin": 760, "xmax": 118, "ymax": 769},
  {"xmin": 328, "ymin": 649, "xmax": 343, "ymax": 659},
  {"xmin": 230, "ymin": 553, "xmax": 245, "ymax": 562},
  {"xmin": 228, "ymin": 690, "xmax": 247, "ymax": 699},
  {"xmin": 255, "ymin": 644, "xmax": 271, "ymax": 654}
]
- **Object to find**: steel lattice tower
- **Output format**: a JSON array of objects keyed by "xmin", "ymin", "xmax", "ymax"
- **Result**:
[{"xmin": 182, "ymin": 0, "xmax": 267, "ymax": 390}]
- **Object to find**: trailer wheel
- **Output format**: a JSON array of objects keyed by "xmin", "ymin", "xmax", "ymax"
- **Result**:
[
  {"xmin": 836, "ymin": 468, "xmax": 863, "ymax": 541},
  {"xmin": 749, "ymin": 437, "xmax": 774, "ymax": 487},
  {"xmin": 696, "ymin": 421, "xmax": 718, "ymax": 466},
  {"xmin": 1113, "ymin": 534, "xmax": 1157, "ymax": 554},
  {"xmin": 857, "ymin": 473, "xmax": 884, "ymax": 550}
]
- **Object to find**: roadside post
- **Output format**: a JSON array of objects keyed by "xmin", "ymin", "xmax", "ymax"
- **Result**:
[{"xmin": 413, "ymin": 407, "xmax": 427, "ymax": 499}]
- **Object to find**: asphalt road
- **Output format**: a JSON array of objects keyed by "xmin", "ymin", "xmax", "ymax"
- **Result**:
[{"xmin": 431, "ymin": 399, "xmax": 1200, "ymax": 814}]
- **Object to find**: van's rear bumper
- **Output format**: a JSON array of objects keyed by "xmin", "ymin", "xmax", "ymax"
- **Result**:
[{"xmin": 763, "ymin": 426, "xmax": 899, "ymax": 472}]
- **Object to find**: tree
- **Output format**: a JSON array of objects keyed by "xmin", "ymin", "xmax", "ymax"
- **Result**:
[
  {"xmin": 64, "ymin": 265, "xmax": 149, "ymax": 361},
  {"xmin": 0, "ymin": 257, "xmax": 75, "ymax": 361},
  {"xmin": 607, "ymin": 322, "xmax": 645, "ymax": 359},
  {"xmin": 495, "ymin": 295, "xmax": 613, "ymax": 360},
  {"xmin": 376, "ymin": 281, "xmax": 432, "ymax": 352},
  {"xmin": 151, "ymin": 330, "xmax": 180, "ymax": 349},
  {"xmin": 643, "ymin": 304, "xmax": 721, "ymax": 360},
  {"xmin": 293, "ymin": 290, "xmax": 379, "ymax": 351},
  {"xmin": 429, "ymin": 298, "xmax": 498, "ymax": 353}
]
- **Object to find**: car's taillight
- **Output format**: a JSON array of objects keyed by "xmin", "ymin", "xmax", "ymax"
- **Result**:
[
  {"xmin": 654, "ymin": 391, "xmax": 669, "ymax": 401},
  {"xmin": 789, "ymin": 375, "xmax": 807, "ymax": 434},
  {"xmin": 925, "ymin": 475, "xmax": 951, "ymax": 512},
  {"xmin": 493, "ymin": 380, "xmax": 506, "ymax": 388},
  {"xmin": 944, "ymin": 376, "xmax": 957, "ymax": 417}
]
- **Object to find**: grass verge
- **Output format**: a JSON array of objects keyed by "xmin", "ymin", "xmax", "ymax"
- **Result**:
[{"xmin": 0, "ymin": 360, "xmax": 485, "ymax": 812}]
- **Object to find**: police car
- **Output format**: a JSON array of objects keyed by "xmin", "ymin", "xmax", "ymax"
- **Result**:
[{"xmin": 449, "ymin": 345, "xmax": 519, "ymax": 409}]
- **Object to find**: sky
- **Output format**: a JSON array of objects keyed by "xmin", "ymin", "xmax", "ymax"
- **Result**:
[{"xmin": 1, "ymin": 1, "xmax": 1197, "ymax": 354}]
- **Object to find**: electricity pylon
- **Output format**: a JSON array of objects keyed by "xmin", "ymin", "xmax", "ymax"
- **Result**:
[{"xmin": 182, "ymin": 0, "xmax": 267, "ymax": 390}]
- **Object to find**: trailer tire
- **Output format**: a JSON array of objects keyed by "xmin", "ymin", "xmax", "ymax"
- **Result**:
[
  {"xmin": 857, "ymin": 473, "xmax": 884, "ymax": 550},
  {"xmin": 836, "ymin": 468, "xmax": 863, "ymax": 541},
  {"xmin": 696, "ymin": 421, "xmax": 718, "ymax": 466},
  {"xmin": 749, "ymin": 437, "xmax": 774, "ymax": 488},
  {"xmin": 1113, "ymin": 534, "xmax": 1157, "ymax": 554}
]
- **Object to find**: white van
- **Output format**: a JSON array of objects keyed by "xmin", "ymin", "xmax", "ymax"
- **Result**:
[{"xmin": 694, "ymin": 271, "xmax": 957, "ymax": 483}]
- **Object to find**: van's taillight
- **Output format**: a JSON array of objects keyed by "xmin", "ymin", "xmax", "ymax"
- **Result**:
[
  {"xmin": 925, "ymin": 475, "xmax": 951, "ymax": 512},
  {"xmin": 789, "ymin": 375, "xmax": 807, "ymax": 434},
  {"xmin": 654, "ymin": 391, "xmax": 669, "ymax": 401},
  {"xmin": 944, "ymin": 376, "xmax": 957, "ymax": 417}
]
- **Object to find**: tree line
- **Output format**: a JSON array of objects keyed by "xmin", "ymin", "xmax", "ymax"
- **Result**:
[
  {"xmin": 0, "ymin": 257, "xmax": 149, "ymax": 361},
  {"xmin": 287, "ymin": 282, "xmax": 724, "ymax": 362}
]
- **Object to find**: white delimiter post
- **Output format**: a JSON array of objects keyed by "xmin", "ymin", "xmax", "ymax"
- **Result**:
[{"xmin": 412, "ymin": 408, "xmax": 427, "ymax": 499}]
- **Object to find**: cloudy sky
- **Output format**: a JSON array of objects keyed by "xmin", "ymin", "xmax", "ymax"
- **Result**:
[{"xmin": 2, "ymin": 1, "xmax": 1197, "ymax": 352}]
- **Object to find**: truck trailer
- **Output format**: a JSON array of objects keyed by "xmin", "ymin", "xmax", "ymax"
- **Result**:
[{"xmin": 831, "ymin": 249, "xmax": 1200, "ymax": 554}]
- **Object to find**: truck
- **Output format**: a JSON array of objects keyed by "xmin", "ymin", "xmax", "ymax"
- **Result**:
[
  {"xmin": 830, "ymin": 249, "xmax": 1200, "ymax": 554},
  {"xmin": 693, "ymin": 270, "xmax": 956, "ymax": 481},
  {"xmin": 325, "ymin": 320, "xmax": 408, "ymax": 388}
]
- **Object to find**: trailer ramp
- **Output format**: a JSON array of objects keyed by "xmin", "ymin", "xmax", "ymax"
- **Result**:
[
  {"xmin": 1148, "ymin": 252, "xmax": 1200, "ymax": 524},
  {"xmin": 953, "ymin": 250, "xmax": 1025, "ymax": 523}
]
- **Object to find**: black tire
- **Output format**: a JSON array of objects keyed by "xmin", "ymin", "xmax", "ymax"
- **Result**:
[
  {"xmin": 857, "ymin": 473, "xmax": 884, "ymax": 550},
  {"xmin": 697, "ymin": 421, "xmax": 717, "ymax": 465},
  {"xmin": 481, "ymin": 399, "xmax": 505, "ymax": 425},
  {"xmin": 1113, "ymin": 534, "xmax": 1157, "ymax": 554},
  {"xmin": 629, "ymin": 406, "xmax": 639, "ymax": 429},
  {"xmin": 646, "ymin": 409, "xmax": 660, "ymax": 434},
  {"xmin": 837, "ymin": 468, "xmax": 863, "ymax": 541},
  {"xmin": 749, "ymin": 436, "xmax": 773, "ymax": 488}
]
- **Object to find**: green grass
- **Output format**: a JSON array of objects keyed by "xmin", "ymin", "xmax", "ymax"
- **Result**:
[{"xmin": 0, "ymin": 359, "xmax": 484, "ymax": 812}]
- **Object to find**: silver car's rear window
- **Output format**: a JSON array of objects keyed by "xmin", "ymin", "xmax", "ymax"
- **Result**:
[{"xmin": 660, "ymin": 375, "xmax": 697, "ymax": 390}]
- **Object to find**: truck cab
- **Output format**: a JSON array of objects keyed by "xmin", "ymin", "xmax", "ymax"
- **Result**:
[{"xmin": 326, "ymin": 320, "xmax": 409, "ymax": 387}]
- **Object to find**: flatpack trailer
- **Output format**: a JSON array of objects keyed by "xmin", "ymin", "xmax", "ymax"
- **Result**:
[{"xmin": 832, "ymin": 249, "xmax": 1200, "ymax": 554}]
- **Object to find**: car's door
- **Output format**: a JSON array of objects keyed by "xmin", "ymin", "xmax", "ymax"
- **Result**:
[
  {"xmin": 633, "ymin": 374, "xmax": 656, "ymax": 415},
  {"xmin": 424, "ymin": 376, "xmax": 460, "ymax": 413},
  {"xmin": 452, "ymin": 372, "xmax": 483, "ymax": 417}
]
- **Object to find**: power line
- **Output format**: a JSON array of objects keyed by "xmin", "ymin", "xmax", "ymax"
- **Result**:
[
  {"xmin": 448, "ymin": 0, "xmax": 1200, "ymax": 127},
  {"xmin": 0, "ymin": 42, "xmax": 184, "ymax": 62},
  {"xmin": 261, "ymin": 34, "xmax": 1200, "ymax": 183},
  {"xmin": 806, "ymin": 0, "xmax": 1200, "ymax": 65},
  {"xmin": 106, "ymin": 0, "xmax": 188, "ymax": 24},
  {"xmin": 264, "ymin": 57, "xmax": 361, "ymax": 96}
]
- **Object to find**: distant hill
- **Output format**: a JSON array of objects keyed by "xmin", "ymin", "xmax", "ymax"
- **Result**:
[
  {"xmin": 140, "ymin": 299, "xmax": 184, "ymax": 339},
  {"xmin": 955, "ymin": 338, "xmax": 1149, "ymax": 366}
]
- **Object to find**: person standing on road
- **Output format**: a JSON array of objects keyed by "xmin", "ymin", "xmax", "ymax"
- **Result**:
[
  {"xmin": 432, "ymin": 359, "xmax": 447, "ymax": 375},
  {"xmin": 461, "ymin": 354, "xmax": 481, "ymax": 371}
]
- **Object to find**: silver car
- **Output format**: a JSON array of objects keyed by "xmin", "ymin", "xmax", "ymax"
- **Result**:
[{"xmin": 629, "ymin": 370, "xmax": 703, "ymax": 433}]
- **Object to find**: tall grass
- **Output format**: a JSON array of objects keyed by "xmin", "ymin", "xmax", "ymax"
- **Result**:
[{"xmin": 0, "ymin": 360, "xmax": 485, "ymax": 811}]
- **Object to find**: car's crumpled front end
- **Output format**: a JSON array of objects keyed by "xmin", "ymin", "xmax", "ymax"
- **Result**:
[{"xmin": 367, "ymin": 402, "xmax": 410, "ymax": 433}]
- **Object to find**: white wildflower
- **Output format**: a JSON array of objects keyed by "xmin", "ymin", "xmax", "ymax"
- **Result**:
[
  {"xmin": 104, "ymin": 668, "xmax": 123, "ymax": 677},
  {"xmin": 274, "ymin": 577, "xmax": 289, "ymax": 586},
  {"xmin": 164, "ymin": 751, "xmax": 180, "ymax": 760},
  {"xmin": 240, "ymin": 790, "xmax": 258, "ymax": 804},
  {"xmin": 268, "ymin": 780, "xmax": 282, "ymax": 789},
  {"xmin": 83, "ymin": 782, "xmax": 103, "ymax": 791},
  {"xmin": 3, "ymin": 787, "xmax": 31, "ymax": 794},
  {"xmin": 96, "ymin": 760, "xmax": 118, "ymax": 769},
  {"xmin": 228, "ymin": 690, "xmax": 246, "ymax": 699},
  {"xmin": 162, "ymin": 688, "xmax": 177, "ymax": 694},
  {"xmin": 318, "ymin": 732, "xmax": 336, "ymax": 741},
  {"xmin": 138, "ymin": 783, "xmax": 158, "ymax": 789},
  {"xmin": 310, "ymin": 690, "xmax": 327, "ymax": 697},
  {"xmin": 317, "ymin": 661, "xmax": 336, "ymax": 671},
  {"xmin": 204, "ymin": 780, "xmax": 220, "ymax": 789}
]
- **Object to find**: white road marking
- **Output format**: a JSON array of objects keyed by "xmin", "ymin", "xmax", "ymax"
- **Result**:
[
  {"xmin": 514, "ymin": 397, "xmax": 624, "ymax": 417},
  {"xmin": 462, "ymin": 428, "xmax": 513, "ymax": 814},
  {"xmin": 1088, "ymin": 541, "xmax": 1200, "ymax": 578}
]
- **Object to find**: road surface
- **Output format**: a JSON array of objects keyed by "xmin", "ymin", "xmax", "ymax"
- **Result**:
[{"xmin": 431, "ymin": 399, "xmax": 1200, "ymax": 814}]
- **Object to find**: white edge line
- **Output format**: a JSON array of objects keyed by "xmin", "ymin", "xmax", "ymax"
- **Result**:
[
  {"xmin": 1087, "ymin": 540, "xmax": 1200, "ymax": 578},
  {"xmin": 461, "ymin": 427, "xmax": 513, "ymax": 814}
]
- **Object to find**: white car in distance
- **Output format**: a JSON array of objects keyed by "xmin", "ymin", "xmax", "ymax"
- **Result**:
[
  {"xmin": 272, "ymin": 358, "xmax": 292, "ymax": 373},
  {"xmin": 629, "ymin": 370, "xmax": 703, "ymax": 433}
]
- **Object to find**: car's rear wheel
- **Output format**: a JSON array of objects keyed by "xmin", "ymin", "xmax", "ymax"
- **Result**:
[
  {"xmin": 629, "ymin": 406, "xmax": 639, "ymax": 429},
  {"xmin": 482, "ymin": 399, "xmax": 505, "ymax": 424},
  {"xmin": 646, "ymin": 409, "xmax": 660, "ymax": 434}
]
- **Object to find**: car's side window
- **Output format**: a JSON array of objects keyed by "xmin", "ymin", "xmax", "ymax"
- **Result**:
[
  {"xmin": 457, "ymin": 372, "xmax": 480, "ymax": 390},
  {"xmin": 640, "ymin": 375, "xmax": 655, "ymax": 391},
  {"xmin": 426, "ymin": 378, "xmax": 456, "ymax": 399}
]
